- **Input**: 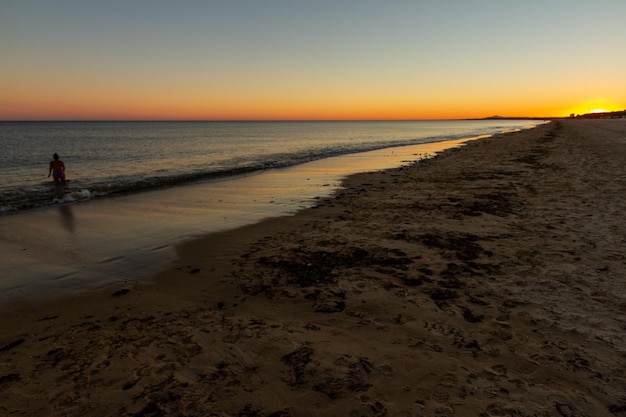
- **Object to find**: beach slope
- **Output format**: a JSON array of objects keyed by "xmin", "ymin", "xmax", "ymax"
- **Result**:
[{"xmin": 2, "ymin": 119, "xmax": 626, "ymax": 416}]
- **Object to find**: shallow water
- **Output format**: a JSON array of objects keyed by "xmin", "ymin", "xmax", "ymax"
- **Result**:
[
  {"xmin": 0, "ymin": 120, "xmax": 541, "ymax": 212},
  {"xmin": 0, "ymin": 121, "xmax": 545, "ymax": 307}
]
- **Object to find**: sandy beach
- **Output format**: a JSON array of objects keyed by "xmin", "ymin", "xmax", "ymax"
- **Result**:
[{"xmin": 1, "ymin": 119, "xmax": 625, "ymax": 416}]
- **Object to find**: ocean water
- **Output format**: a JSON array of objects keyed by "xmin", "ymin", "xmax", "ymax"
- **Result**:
[
  {"xmin": 0, "ymin": 119, "xmax": 548, "ymax": 303},
  {"xmin": 0, "ymin": 120, "xmax": 543, "ymax": 213}
]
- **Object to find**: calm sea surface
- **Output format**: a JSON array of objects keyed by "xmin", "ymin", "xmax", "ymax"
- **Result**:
[
  {"xmin": 0, "ymin": 120, "xmax": 543, "ymax": 214},
  {"xmin": 0, "ymin": 119, "xmax": 548, "ymax": 303}
]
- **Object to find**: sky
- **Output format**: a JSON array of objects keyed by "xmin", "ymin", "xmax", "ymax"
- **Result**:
[{"xmin": 1, "ymin": 1, "xmax": 625, "ymax": 121}]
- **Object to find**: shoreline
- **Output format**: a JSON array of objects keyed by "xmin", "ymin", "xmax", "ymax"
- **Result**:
[
  {"xmin": 2, "ymin": 119, "xmax": 626, "ymax": 416},
  {"xmin": 1, "ymin": 119, "xmax": 539, "ymax": 216},
  {"xmin": 0, "ymin": 134, "xmax": 490, "ymax": 306}
]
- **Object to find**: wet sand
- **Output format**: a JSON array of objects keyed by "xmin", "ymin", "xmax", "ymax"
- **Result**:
[
  {"xmin": 1, "ymin": 119, "xmax": 626, "ymax": 416},
  {"xmin": 0, "ymin": 137, "xmax": 472, "ymax": 303}
]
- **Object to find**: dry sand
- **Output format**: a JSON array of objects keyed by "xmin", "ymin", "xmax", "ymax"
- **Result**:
[{"xmin": 1, "ymin": 119, "xmax": 625, "ymax": 416}]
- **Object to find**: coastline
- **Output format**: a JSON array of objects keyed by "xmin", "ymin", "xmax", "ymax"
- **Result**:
[
  {"xmin": 2, "ymin": 119, "xmax": 626, "ymax": 416},
  {"xmin": 0, "ymin": 134, "xmax": 485, "ymax": 304}
]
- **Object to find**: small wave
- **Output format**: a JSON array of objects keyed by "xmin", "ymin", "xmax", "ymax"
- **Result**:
[
  {"xmin": 52, "ymin": 189, "xmax": 95, "ymax": 205},
  {"xmin": 0, "ymin": 187, "xmax": 98, "ymax": 214},
  {"xmin": 1, "ymin": 121, "xmax": 544, "ymax": 215}
]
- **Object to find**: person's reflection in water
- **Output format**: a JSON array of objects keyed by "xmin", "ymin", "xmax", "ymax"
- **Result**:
[{"xmin": 58, "ymin": 204, "xmax": 75, "ymax": 234}]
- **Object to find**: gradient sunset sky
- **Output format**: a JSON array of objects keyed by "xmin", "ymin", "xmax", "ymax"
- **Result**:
[{"xmin": 1, "ymin": 1, "xmax": 625, "ymax": 121}]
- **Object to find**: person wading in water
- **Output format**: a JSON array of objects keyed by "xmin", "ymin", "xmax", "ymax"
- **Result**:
[{"xmin": 48, "ymin": 153, "xmax": 66, "ymax": 184}]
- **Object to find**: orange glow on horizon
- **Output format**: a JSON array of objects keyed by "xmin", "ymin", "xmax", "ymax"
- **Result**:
[
  {"xmin": 1, "ymin": 70, "xmax": 622, "ymax": 121},
  {"xmin": 0, "ymin": 100, "xmax": 562, "ymax": 121},
  {"xmin": 564, "ymin": 101, "xmax": 624, "ymax": 117},
  {"xmin": 1, "ymin": 91, "xmax": 622, "ymax": 121},
  {"xmin": 0, "ymin": 81, "xmax": 575, "ymax": 121}
]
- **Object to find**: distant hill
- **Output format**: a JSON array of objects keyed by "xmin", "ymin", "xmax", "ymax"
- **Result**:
[{"xmin": 480, "ymin": 115, "xmax": 549, "ymax": 120}]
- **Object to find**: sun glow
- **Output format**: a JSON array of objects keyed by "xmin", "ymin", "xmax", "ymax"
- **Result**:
[{"xmin": 566, "ymin": 101, "xmax": 624, "ymax": 117}]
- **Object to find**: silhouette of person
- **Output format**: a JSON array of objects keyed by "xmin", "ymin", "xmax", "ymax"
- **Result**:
[{"xmin": 48, "ymin": 153, "xmax": 66, "ymax": 184}]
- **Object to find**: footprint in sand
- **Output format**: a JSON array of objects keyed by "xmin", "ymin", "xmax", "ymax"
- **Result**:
[
  {"xmin": 484, "ymin": 364, "xmax": 507, "ymax": 377},
  {"xmin": 437, "ymin": 373, "xmax": 458, "ymax": 388}
]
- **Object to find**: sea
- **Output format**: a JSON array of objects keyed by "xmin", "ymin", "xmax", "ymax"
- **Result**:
[
  {"xmin": 0, "ymin": 120, "xmax": 543, "ymax": 214},
  {"xmin": 0, "ymin": 120, "xmax": 546, "ymax": 303}
]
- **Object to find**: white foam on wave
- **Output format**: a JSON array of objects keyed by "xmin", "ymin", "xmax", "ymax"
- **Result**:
[{"xmin": 53, "ymin": 189, "xmax": 95, "ymax": 205}]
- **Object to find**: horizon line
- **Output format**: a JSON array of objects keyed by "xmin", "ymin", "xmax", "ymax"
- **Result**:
[{"xmin": 0, "ymin": 116, "xmax": 556, "ymax": 123}]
